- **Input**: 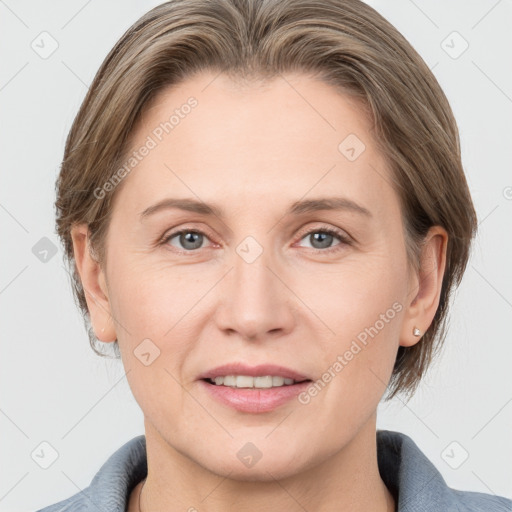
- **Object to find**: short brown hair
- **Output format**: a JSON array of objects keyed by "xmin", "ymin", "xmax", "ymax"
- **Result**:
[{"xmin": 55, "ymin": 0, "xmax": 477, "ymax": 402}]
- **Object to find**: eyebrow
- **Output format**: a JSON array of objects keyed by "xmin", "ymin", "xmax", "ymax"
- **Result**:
[{"xmin": 140, "ymin": 196, "xmax": 372, "ymax": 220}]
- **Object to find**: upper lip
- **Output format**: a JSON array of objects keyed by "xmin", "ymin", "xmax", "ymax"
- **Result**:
[{"xmin": 197, "ymin": 363, "xmax": 311, "ymax": 382}]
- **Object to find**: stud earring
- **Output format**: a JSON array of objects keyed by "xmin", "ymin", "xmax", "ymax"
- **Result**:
[{"xmin": 413, "ymin": 327, "xmax": 422, "ymax": 337}]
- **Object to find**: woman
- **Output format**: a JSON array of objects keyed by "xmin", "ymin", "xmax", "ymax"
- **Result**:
[{"xmin": 36, "ymin": 0, "xmax": 511, "ymax": 511}]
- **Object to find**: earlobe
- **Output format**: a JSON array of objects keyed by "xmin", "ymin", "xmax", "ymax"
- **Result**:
[
  {"xmin": 70, "ymin": 223, "xmax": 117, "ymax": 343},
  {"xmin": 399, "ymin": 226, "xmax": 448, "ymax": 348}
]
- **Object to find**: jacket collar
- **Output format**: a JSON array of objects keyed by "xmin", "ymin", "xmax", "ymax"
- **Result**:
[{"xmin": 376, "ymin": 429, "xmax": 459, "ymax": 511}]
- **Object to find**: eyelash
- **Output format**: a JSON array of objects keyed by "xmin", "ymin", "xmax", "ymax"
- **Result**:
[{"xmin": 159, "ymin": 224, "xmax": 352, "ymax": 255}]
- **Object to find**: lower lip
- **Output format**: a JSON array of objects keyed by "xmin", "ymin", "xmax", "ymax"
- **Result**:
[{"xmin": 199, "ymin": 379, "xmax": 311, "ymax": 413}]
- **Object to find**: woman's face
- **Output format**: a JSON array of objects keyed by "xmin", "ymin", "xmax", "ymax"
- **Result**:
[{"xmin": 85, "ymin": 71, "xmax": 429, "ymax": 478}]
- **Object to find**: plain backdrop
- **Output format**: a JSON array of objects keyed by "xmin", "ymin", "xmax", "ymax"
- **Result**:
[{"xmin": 1, "ymin": 1, "xmax": 511, "ymax": 510}]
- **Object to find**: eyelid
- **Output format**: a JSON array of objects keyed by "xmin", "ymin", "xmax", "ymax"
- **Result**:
[
  {"xmin": 295, "ymin": 223, "xmax": 351, "ymax": 241},
  {"xmin": 158, "ymin": 224, "xmax": 219, "ymax": 250},
  {"xmin": 160, "ymin": 222, "xmax": 353, "ymax": 253},
  {"xmin": 293, "ymin": 223, "xmax": 353, "ymax": 251}
]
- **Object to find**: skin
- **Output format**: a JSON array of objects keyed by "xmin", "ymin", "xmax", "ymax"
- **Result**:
[{"xmin": 71, "ymin": 71, "xmax": 447, "ymax": 512}]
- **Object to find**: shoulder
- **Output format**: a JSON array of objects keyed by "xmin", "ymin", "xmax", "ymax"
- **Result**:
[
  {"xmin": 377, "ymin": 429, "xmax": 512, "ymax": 512},
  {"xmin": 35, "ymin": 435, "xmax": 147, "ymax": 512},
  {"xmin": 450, "ymin": 488, "xmax": 512, "ymax": 512}
]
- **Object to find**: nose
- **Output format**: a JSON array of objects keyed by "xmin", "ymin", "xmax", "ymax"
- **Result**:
[{"xmin": 214, "ymin": 242, "xmax": 296, "ymax": 342}]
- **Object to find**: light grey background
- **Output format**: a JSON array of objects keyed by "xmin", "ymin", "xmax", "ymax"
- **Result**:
[{"xmin": 1, "ymin": 1, "xmax": 511, "ymax": 510}]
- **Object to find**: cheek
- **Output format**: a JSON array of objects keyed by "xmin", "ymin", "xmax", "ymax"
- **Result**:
[
  {"xmin": 294, "ymin": 251, "xmax": 406, "ymax": 397},
  {"xmin": 107, "ymin": 254, "xmax": 207, "ymax": 339},
  {"xmin": 106, "ymin": 261, "xmax": 204, "ymax": 422},
  {"xmin": 292, "ymin": 267, "xmax": 405, "ymax": 439},
  {"xmin": 295, "ymin": 249, "xmax": 406, "ymax": 338}
]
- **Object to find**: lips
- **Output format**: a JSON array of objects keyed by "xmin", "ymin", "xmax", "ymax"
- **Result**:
[
  {"xmin": 199, "ymin": 379, "xmax": 312, "ymax": 413},
  {"xmin": 196, "ymin": 362, "xmax": 311, "ymax": 382}
]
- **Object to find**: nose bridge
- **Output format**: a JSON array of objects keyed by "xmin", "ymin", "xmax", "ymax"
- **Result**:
[
  {"xmin": 234, "ymin": 240, "xmax": 274, "ymax": 301},
  {"xmin": 216, "ymin": 233, "xmax": 294, "ymax": 339},
  {"xmin": 232, "ymin": 234, "xmax": 280, "ymax": 312}
]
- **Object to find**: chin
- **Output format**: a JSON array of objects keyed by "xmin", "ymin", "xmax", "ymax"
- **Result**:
[
  {"xmin": 205, "ymin": 457, "xmax": 305, "ymax": 482},
  {"xmin": 193, "ymin": 441, "xmax": 316, "ymax": 482}
]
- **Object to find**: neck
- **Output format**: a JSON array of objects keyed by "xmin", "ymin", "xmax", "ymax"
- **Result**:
[{"xmin": 129, "ymin": 414, "xmax": 395, "ymax": 512}]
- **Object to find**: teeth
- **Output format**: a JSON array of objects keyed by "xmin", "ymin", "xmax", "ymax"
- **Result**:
[
  {"xmin": 209, "ymin": 375, "xmax": 299, "ymax": 388},
  {"xmin": 273, "ymin": 376, "xmax": 285, "ymax": 386}
]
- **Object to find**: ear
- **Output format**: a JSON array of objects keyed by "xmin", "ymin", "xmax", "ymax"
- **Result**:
[
  {"xmin": 400, "ymin": 226, "xmax": 448, "ymax": 348},
  {"xmin": 70, "ymin": 223, "xmax": 117, "ymax": 343}
]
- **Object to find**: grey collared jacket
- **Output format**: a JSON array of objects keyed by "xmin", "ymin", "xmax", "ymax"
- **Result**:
[{"xmin": 36, "ymin": 430, "xmax": 511, "ymax": 511}]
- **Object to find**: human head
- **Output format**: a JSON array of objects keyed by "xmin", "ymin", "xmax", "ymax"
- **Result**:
[{"xmin": 56, "ymin": 0, "xmax": 476, "ymax": 408}]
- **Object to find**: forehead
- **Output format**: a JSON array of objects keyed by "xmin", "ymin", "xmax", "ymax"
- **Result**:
[{"xmin": 113, "ymin": 71, "xmax": 398, "ymax": 219}]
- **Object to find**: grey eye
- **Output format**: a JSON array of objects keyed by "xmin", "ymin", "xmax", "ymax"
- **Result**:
[
  {"xmin": 307, "ymin": 232, "xmax": 336, "ymax": 249},
  {"xmin": 168, "ymin": 231, "xmax": 205, "ymax": 250},
  {"xmin": 297, "ymin": 229, "xmax": 344, "ymax": 250}
]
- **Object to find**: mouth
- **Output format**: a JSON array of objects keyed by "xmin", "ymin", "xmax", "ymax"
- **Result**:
[
  {"xmin": 197, "ymin": 362, "xmax": 312, "ymax": 383},
  {"xmin": 197, "ymin": 363, "xmax": 313, "ymax": 412},
  {"xmin": 198, "ymin": 366, "xmax": 313, "ymax": 413},
  {"xmin": 202, "ymin": 375, "xmax": 312, "ymax": 388}
]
